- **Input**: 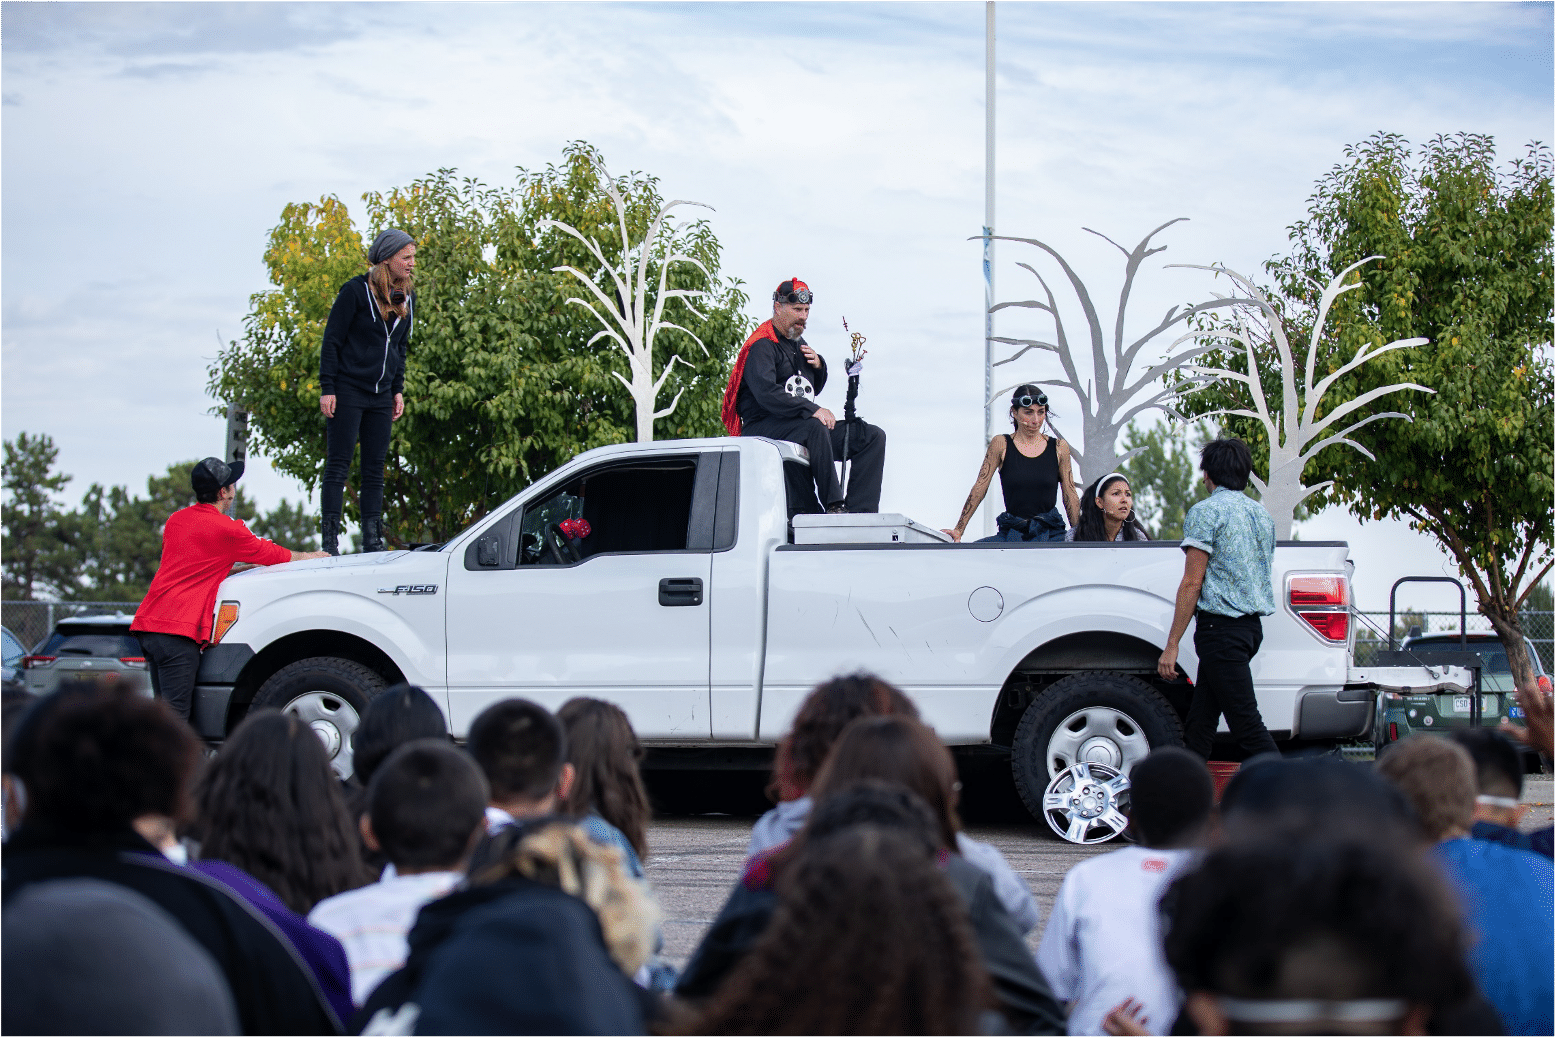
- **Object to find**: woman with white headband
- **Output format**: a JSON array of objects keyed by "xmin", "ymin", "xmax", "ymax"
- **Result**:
[
  {"xmin": 1068, "ymin": 472, "xmax": 1151, "ymax": 542},
  {"xmin": 944, "ymin": 384, "xmax": 1080, "ymax": 543}
]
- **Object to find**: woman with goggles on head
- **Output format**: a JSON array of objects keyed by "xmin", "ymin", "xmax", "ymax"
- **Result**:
[
  {"xmin": 943, "ymin": 386, "xmax": 1080, "ymax": 543},
  {"xmin": 1067, "ymin": 473, "xmax": 1151, "ymax": 542}
]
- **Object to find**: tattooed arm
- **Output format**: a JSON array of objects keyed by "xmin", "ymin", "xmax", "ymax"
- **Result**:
[
  {"xmin": 944, "ymin": 437, "xmax": 1005, "ymax": 542},
  {"xmin": 1057, "ymin": 438, "xmax": 1081, "ymax": 527}
]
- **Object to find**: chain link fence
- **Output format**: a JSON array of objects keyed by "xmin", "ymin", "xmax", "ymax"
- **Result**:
[
  {"xmin": 2, "ymin": 601, "xmax": 142, "ymax": 653},
  {"xmin": 1353, "ymin": 609, "xmax": 1554, "ymax": 671}
]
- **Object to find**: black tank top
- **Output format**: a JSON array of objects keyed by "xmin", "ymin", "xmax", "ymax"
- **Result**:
[{"xmin": 1000, "ymin": 434, "xmax": 1059, "ymax": 517}]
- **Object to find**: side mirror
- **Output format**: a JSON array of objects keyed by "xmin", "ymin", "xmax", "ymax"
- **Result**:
[{"xmin": 476, "ymin": 533, "xmax": 500, "ymax": 568}]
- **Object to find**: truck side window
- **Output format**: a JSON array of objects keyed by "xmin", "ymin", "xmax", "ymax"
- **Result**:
[{"xmin": 518, "ymin": 458, "xmax": 699, "ymax": 565}]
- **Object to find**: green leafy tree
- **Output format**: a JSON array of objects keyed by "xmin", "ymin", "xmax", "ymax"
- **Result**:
[
  {"xmin": 209, "ymin": 143, "xmax": 748, "ymax": 545},
  {"xmin": 2, "ymin": 433, "xmax": 83, "ymax": 600},
  {"xmin": 1187, "ymin": 133, "xmax": 1553, "ymax": 686},
  {"xmin": 250, "ymin": 499, "xmax": 319, "ymax": 552},
  {"xmin": 1117, "ymin": 420, "xmax": 1213, "ymax": 539}
]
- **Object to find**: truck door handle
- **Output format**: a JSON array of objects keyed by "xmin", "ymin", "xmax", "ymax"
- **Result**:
[{"xmin": 658, "ymin": 577, "xmax": 704, "ymax": 607}]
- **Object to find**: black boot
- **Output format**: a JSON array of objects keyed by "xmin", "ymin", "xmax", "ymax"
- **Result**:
[
  {"xmin": 362, "ymin": 516, "xmax": 385, "ymax": 553},
  {"xmin": 321, "ymin": 513, "xmax": 341, "ymax": 557}
]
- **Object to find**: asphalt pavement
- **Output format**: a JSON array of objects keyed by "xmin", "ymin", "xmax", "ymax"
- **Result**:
[{"xmin": 642, "ymin": 770, "xmax": 1554, "ymax": 969}]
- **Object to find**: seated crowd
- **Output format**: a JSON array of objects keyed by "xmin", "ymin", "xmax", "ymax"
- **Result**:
[{"xmin": 1, "ymin": 674, "xmax": 1551, "ymax": 1036}]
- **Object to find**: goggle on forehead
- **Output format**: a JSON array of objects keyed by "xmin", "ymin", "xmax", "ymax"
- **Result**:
[
  {"xmin": 1014, "ymin": 392, "xmax": 1048, "ymax": 409},
  {"xmin": 774, "ymin": 288, "xmax": 814, "ymax": 305}
]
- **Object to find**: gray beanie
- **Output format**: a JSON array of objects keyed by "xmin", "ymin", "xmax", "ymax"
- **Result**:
[{"xmin": 368, "ymin": 228, "xmax": 415, "ymax": 265}]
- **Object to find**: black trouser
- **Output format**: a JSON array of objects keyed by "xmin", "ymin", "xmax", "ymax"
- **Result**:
[
  {"xmin": 742, "ymin": 414, "xmax": 887, "ymax": 512},
  {"xmin": 1184, "ymin": 611, "xmax": 1278, "ymax": 759},
  {"xmin": 136, "ymin": 632, "xmax": 201, "ymax": 722},
  {"xmin": 322, "ymin": 385, "xmax": 394, "ymax": 518}
]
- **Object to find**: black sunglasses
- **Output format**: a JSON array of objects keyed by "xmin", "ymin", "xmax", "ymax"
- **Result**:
[
  {"xmin": 1014, "ymin": 392, "xmax": 1048, "ymax": 409},
  {"xmin": 774, "ymin": 288, "xmax": 814, "ymax": 305}
]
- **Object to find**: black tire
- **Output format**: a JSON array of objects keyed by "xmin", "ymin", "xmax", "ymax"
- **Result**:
[
  {"xmin": 249, "ymin": 657, "xmax": 386, "ymax": 780},
  {"xmin": 1011, "ymin": 671, "xmax": 1184, "ymax": 824}
]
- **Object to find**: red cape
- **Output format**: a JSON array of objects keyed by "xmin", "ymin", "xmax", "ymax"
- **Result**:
[{"xmin": 720, "ymin": 319, "xmax": 777, "ymax": 436}]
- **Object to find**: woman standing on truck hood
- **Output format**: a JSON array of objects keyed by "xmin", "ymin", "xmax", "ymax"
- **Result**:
[
  {"xmin": 318, "ymin": 229, "xmax": 416, "ymax": 556},
  {"xmin": 944, "ymin": 385, "xmax": 1080, "ymax": 543}
]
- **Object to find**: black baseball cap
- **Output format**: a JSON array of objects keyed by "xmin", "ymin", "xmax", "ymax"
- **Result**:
[{"xmin": 191, "ymin": 457, "xmax": 244, "ymax": 496}]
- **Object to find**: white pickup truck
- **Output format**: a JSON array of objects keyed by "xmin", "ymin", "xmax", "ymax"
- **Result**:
[{"xmin": 193, "ymin": 436, "xmax": 1468, "ymax": 821}]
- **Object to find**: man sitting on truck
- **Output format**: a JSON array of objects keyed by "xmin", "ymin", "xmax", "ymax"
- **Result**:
[{"xmin": 720, "ymin": 277, "xmax": 887, "ymax": 513}]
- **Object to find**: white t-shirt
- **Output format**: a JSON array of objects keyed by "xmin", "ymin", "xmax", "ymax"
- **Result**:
[
  {"xmin": 308, "ymin": 870, "xmax": 462, "ymax": 1005},
  {"xmin": 1036, "ymin": 845, "xmax": 1196, "ymax": 1036}
]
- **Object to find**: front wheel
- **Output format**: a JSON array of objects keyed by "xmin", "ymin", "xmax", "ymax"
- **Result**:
[
  {"xmin": 249, "ymin": 657, "xmax": 385, "ymax": 780},
  {"xmin": 1011, "ymin": 671, "xmax": 1184, "ymax": 825}
]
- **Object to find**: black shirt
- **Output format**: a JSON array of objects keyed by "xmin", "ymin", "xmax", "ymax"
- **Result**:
[
  {"xmin": 737, "ymin": 332, "xmax": 829, "ymax": 427},
  {"xmin": 320, "ymin": 274, "xmax": 414, "ymax": 397}
]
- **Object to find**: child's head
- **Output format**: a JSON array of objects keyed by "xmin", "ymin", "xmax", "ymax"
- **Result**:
[
  {"xmin": 1451, "ymin": 728, "xmax": 1528, "ymax": 829},
  {"xmin": 1165, "ymin": 834, "xmax": 1472, "ymax": 1035},
  {"xmin": 773, "ymin": 674, "xmax": 919, "ymax": 801},
  {"xmin": 466, "ymin": 699, "xmax": 571, "ymax": 813},
  {"xmin": 365, "ymin": 741, "xmax": 488, "ymax": 873},
  {"xmin": 1127, "ymin": 747, "xmax": 1214, "ymax": 849},
  {"xmin": 809, "ymin": 714, "xmax": 961, "ymax": 851},
  {"xmin": 351, "ymin": 684, "xmax": 448, "ymax": 787},
  {"xmin": 1376, "ymin": 737, "xmax": 1476, "ymax": 843},
  {"xmin": 557, "ymin": 698, "xmax": 650, "ymax": 858}
]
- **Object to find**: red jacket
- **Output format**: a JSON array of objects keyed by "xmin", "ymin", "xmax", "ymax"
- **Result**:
[{"xmin": 131, "ymin": 503, "xmax": 292, "ymax": 644}]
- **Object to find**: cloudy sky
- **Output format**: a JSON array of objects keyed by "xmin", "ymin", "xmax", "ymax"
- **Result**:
[{"xmin": 3, "ymin": 1, "xmax": 1551, "ymax": 612}]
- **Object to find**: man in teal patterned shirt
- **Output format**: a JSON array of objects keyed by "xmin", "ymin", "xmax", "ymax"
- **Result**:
[{"xmin": 1156, "ymin": 439, "xmax": 1279, "ymax": 759}]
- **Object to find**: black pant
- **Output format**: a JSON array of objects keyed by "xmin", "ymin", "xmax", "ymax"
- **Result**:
[
  {"xmin": 136, "ymin": 632, "xmax": 201, "ymax": 722},
  {"xmin": 1184, "ymin": 612, "xmax": 1278, "ymax": 759},
  {"xmin": 323, "ymin": 386, "xmax": 394, "ymax": 518},
  {"xmin": 742, "ymin": 415, "xmax": 886, "ymax": 512}
]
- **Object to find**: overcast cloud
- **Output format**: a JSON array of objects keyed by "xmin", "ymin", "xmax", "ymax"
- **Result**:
[{"xmin": 3, "ymin": 1, "xmax": 1550, "ymax": 611}]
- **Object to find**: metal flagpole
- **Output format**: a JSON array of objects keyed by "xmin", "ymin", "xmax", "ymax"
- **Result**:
[{"xmin": 982, "ymin": 1, "xmax": 996, "ymax": 538}]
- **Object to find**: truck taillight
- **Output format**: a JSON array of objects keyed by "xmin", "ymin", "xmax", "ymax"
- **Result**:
[
  {"xmin": 1288, "ymin": 574, "xmax": 1349, "ymax": 642},
  {"xmin": 213, "ymin": 601, "xmax": 240, "ymax": 644}
]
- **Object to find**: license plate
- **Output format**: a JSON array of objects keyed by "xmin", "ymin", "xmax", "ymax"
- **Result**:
[
  {"xmin": 1452, "ymin": 696, "xmax": 1472, "ymax": 714},
  {"xmin": 1510, "ymin": 706, "xmax": 1525, "ymax": 719}
]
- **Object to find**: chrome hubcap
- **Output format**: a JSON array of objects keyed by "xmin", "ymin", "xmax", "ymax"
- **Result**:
[
  {"xmin": 1046, "ymin": 706, "xmax": 1151, "ymax": 778},
  {"xmin": 1043, "ymin": 762, "xmax": 1131, "ymax": 844},
  {"xmin": 283, "ymin": 691, "xmax": 360, "ymax": 780}
]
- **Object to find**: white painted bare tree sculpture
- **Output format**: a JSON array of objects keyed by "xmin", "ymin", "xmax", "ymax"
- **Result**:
[
  {"xmin": 539, "ymin": 175, "xmax": 712, "ymax": 442},
  {"xmin": 986, "ymin": 219, "xmax": 1247, "ymax": 485},
  {"xmin": 1177, "ymin": 258, "xmax": 1434, "ymax": 539}
]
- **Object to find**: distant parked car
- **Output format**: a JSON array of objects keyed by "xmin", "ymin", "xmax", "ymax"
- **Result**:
[
  {"xmin": 21, "ymin": 613, "xmax": 148, "ymax": 696},
  {"xmin": 2, "ymin": 626, "xmax": 25, "ymax": 693},
  {"xmin": 1377, "ymin": 632, "xmax": 1552, "ymax": 752}
]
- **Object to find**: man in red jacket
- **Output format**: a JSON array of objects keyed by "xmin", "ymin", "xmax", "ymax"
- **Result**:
[{"xmin": 130, "ymin": 458, "xmax": 327, "ymax": 721}]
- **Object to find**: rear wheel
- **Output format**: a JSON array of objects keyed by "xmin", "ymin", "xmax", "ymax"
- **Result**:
[
  {"xmin": 249, "ymin": 657, "xmax": 385, "ymax": 780},
  {"xmin": 1011, "ymin": 671, "xmax": 1184, "ymax": 825}
]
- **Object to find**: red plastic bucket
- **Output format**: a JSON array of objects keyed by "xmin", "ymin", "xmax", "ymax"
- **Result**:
[{"xmin": 1208, "ymin": 761, "xmax": 1241, "ymax": 804}]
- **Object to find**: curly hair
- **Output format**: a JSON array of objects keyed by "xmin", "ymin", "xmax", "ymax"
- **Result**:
[
  {"xmin": 20, "ymin": 682, "xmax": 201, "ymax": 833},
  {"xmin": 1163, "ymin": 834, "xmax": 1474, "ymax": 1019},
  {"xmin": 194, "ymin": 709, "xmax": 371, "ymax": 913},
  {"xmin": 679, "ymin": 826, "xmax": 993, "ymax": 1035},
  {"xmin": 771, "ymin": 673, "xmax": 919, "ymax": 801},
  {"xmin": 1073, "ymin": 475, "xmax": 1149, "ymax": 542},
  {"xmin": 809, "ymin": 715, "xmax": 962, "ymax": 851},
  {"xmin": 557, "ymin": 698, "xmax": 651, "ymax": 859}
]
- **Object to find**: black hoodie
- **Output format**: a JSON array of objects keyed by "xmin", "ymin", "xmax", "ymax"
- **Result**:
[
  {"xmin": 320, "ymin": 274, "xmax": 414, "ymax": 397},
  {"xmin": 3, "ymin": 821, "xmax": 341, "ymax": 1035},
  {"xmin": 353, "ymin": 875, "xmax": 651, "ymax": 1035}
]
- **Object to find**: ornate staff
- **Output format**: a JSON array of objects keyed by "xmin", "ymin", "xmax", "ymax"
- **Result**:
[{"xmin": 839, "ymin": 317, "xmax": 869, "ymax": 497}]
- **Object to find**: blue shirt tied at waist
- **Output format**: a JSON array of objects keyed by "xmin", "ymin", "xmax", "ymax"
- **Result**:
[{"xmin": 1180, "ymin": 486, "xmax": 1276, "ymax": 617}]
